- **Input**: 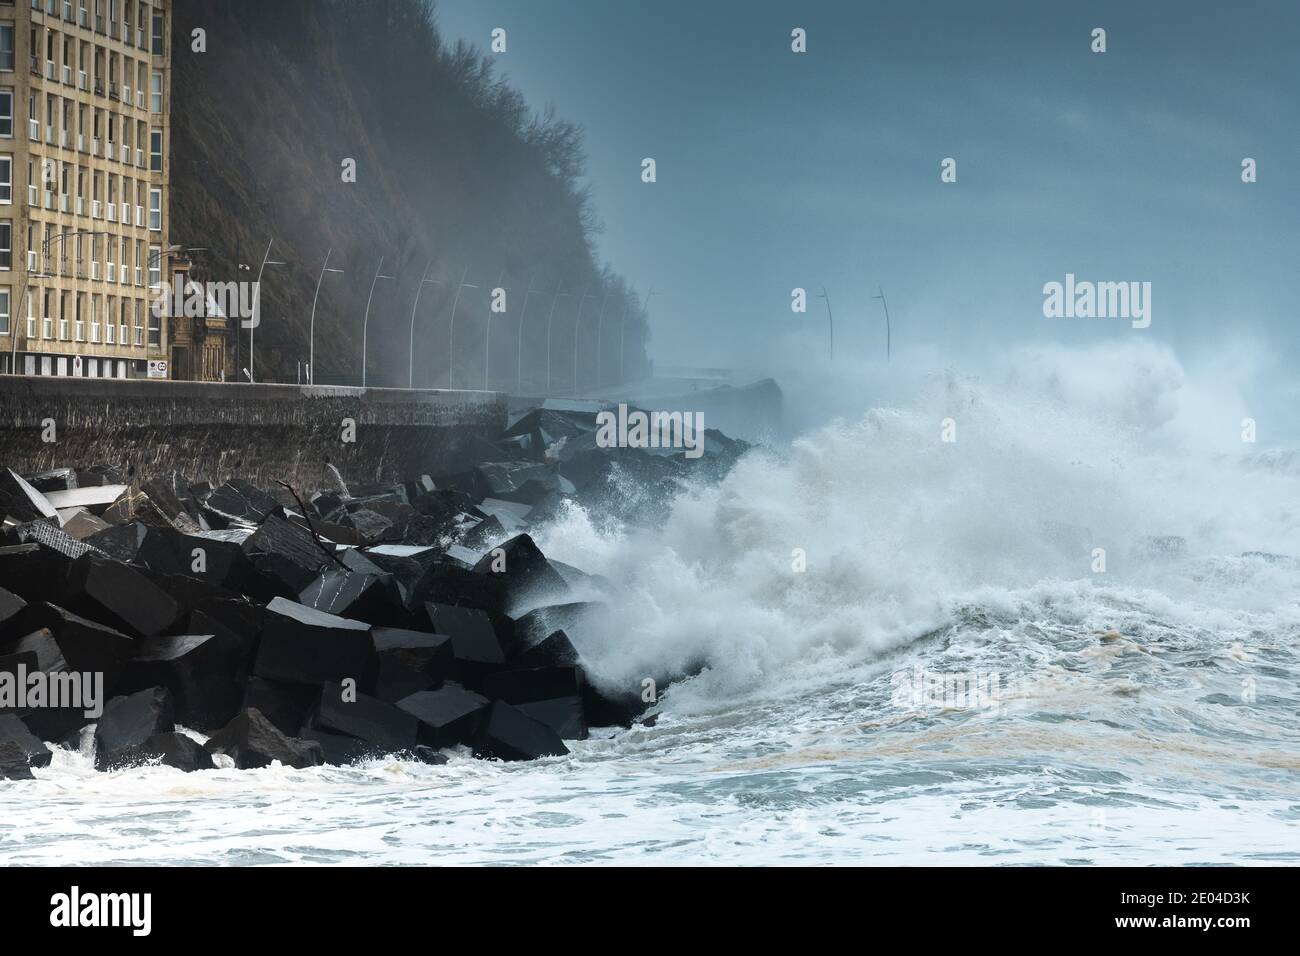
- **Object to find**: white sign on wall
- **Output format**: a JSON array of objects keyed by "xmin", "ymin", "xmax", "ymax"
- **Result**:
[{"xmin": 147, "ymin": 360, "xmax": 168, "ymax": 379}]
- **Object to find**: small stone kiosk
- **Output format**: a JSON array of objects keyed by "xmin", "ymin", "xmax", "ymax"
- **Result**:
[{"xmin": 158, "ymin": 253, "xmax": 234, "ymax": 382}]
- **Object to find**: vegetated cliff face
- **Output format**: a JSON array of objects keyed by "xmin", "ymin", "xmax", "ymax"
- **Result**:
[{"xmin": 169, "ymin": 0, "xmax": 649, "ymax": 390}]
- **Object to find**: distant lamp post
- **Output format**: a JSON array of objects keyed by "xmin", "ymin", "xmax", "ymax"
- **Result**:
[
  {"xmin": 361, "ymin": 255, "xmax": 394, "ymax": 388},
  {"xmin": 623, "ymin": 287, "xmax": 660, "ymax": 383},
  {"xmin": 571, "ymin": 283, "xmax": 596, "ymax": 396},
  {"xmin": 515, "ymin": 272, "xmax": 543, "ymax": 394},
  {"xmin": 485, "ymin": 268, "xmax": 504, "ymax": 390},
  {"xmin": 407, "ymin": 260, "xmax": 442, "ymax": 389},
  {"xmin": 308, "ymin": 247, "xmax": 344, "ymax": 385},
  {"xmin": 447, "ymin": 265, "xmax": 478, "ymax": 389},
  {"xmin": 816, "ymin": 285, "xmax": 833, "ymax": 361},
  {"xmin": 249, "ymin": 238, "xmax": 285, "ymax": 383},
  {"xmin": 592, "ymin": 289, "xmax": 611, "ymax": 390},
  {"xmin": 545, "ymin": 283, "xmax": 571, "ymax": 395},
  {"xmin": 872, "ymin": 284, "xmax": 892, "ymax": 363}
]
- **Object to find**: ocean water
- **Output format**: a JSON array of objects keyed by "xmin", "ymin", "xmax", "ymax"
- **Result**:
[{"xmin": 3, "ymin": 343, "xmax": 1298, "ymax": 865}]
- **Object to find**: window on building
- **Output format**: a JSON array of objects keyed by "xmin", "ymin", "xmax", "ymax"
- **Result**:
[
  {"xmin": 148, "ymin": 186, "xmax": 159, "ymax": 229},
  {"xmin": 0, "ymin": 220, "xmax": 9, "ymax": 269},
  {"xmin": 0, "ymin": 287, "xmax": 9, "ymax": 336},
  {"xmin": 149, "ymin": 128, "xmax": 161, "ymax": 170},
  {"xmin": 150, "ymin": 11, "xmax": 163, "ymax": 55},
  {"xmin": 0, "ymin": 24, "xmax": 13, "ymax": 73},
  {"xmin": 0, "ymin": 89, "xmax": 11, "ymax": 137},
  {"xmin": 147, "ymin": 242, "xmax": 159, "ymax": 286},
  {"xmin": 0, "ymin": 155, "xmax": 9, "ymax": 203},
  {"xmin": 149, "ymin": 70, "xmax": 161, "ymax": 113}
]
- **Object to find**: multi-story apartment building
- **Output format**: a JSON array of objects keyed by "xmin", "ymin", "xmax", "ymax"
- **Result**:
[{"xmin": 0, "ymin": 0, "xmax": 170, "ymax": 379}]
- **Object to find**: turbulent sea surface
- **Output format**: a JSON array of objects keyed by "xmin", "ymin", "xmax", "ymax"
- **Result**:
[{"xmin": 3, "ymin": 347, "xmax": 1298, "ymax": 865}]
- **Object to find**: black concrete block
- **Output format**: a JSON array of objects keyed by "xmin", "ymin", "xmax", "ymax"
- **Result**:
[
  {"xmin": 408, "ymin": 562, "xmax": 509, "ymax": 615},
  {"xmin": 253, "ymin": 597, "xmax": 376, "ymax": 691},
  {"xmin": 204, "ymin": 479, "xmax": 280, "ymax": 525},
  {"xmin": 0, "ymin": 713, "xmax": 53, "ymax": 767},
  {"xmin": 309, "ymin": 681, "xmax": 418, "ymax": 754},
  {"xmin": 0, "ymin": 468, "xmax": 59, "ymax": 524},
  {"xmin": 473, "ymin": 700, "xmax": 569, "ymax": 761},
  {"xmin": 117, "ymin": 634, "xmax": 242, "ymax": 732},
  {"xmin": 0, "ymin": 544, "xmax": 65, "ymax": 606},
  {"xmin": 242, "ymin": 514, "xmax": 333, "ymax": 595},
  {"xmin": 300, "ymin": 726, "xmax": 372, "ymax": 765},
  {"xmin": 396, "ymin": 683, "xmax": 490, "ymax": 749},
  {"xmin": 298, "ymin": 567, "xmax": 393, "ymax": 623},
  {"xmin": 98, "ymin": 731, "xmax": 215, "ymax": 772},
  {"xmin": 0, "ymin": 586, "xmax": 25, "ymax": 635},
  {"xmin": 135, "ymin": 526, "xmax": 260, "ymax": 596},
  {"xmin": 516, "ymin": 697, "xmax": 589, "ymax": 741},
  {"xmin": 15, "ymin": 603, "xmax": 134, "ymax": 694},
  {"xmin": 411, "ymin": 744, "xmax": 449, "ymax": 765},
  {"xmin": 84, "ymin": 522, "xmax": 148, "ymax": 564},
  {"xmin": 510, "ymin": 628, "xmax": 580, "ymax": 669},
  {"xmin": 240, "ymin": 676, "xmax": 316, "ymax": 736},
  {"xmin": 482, "ymin": 666, "xmax": 581, "ymax": 705},
  {"xmin": 24, "ymin": 468, "xmax": 77, "ymax": 493},
  {"xmin": 0, "ymin": 739, "xmax": 35, "ymax": 779},
  {"xmin": 63, "ymin": 553, "xmax": 181, "ymax": 638},
  {"xmin": 471, "ymin": 533, "xmax": 569, "ymax": 609},
  {"xmin": 422, "ymin": 602, "xmax": 513, "ymax": 666},
  {"xmin": 93, "ymin": 686, "xmax": 175, "ymax": 769},
  {"xmin": 203, "ymin": 707, "xmax": 324, "ymax": 769}
]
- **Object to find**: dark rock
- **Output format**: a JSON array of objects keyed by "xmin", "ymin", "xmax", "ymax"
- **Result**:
[
  {"xmin": 300, "ymin": 726, "xmax": 372, "ymax": 765},
  {"xmin": 83, "ymin": 522, "xmax": 148, "ymax": 563},
  {"xmin": 7, "ymin": 519, "xmax": 103, "ymax": 561},
  {"xmin": 0, "ymin": 739, "xmax": 35, "ymax": 779},
  {"xmin": 117, "ymin": 634, "xmax": 242, "ymax": 731},
  {"xmin": 98, "ymin": 731, "xmax": 214, "ymax": 772},
  {"xmin": 204, "ymin": 707, "xmax": 324, "ymax": 769},
  {"xmin": 482, "ymin": 666, "xmax": 581, "ymax": 704},
  {"xmin": 204, "ymin": 479, "xmax": 280, "ymax": 525},
  {"xmin": 242, "ymin": 514, "xmax": 333, "ymax": 595},
  {"xmin": 63, "ymin": 553, "xmax": 180, "ymax": 638},
  {"xmin": 473, "ymin": 700, "xmax": 569, "ymax": 761},
  {"xmin": 510, "ymin": 628, "xmax": 580, "ymax": 669},
  {"xmin": 240, "ymin": 676, "xmax": 316, "ymax": 736},
  {"xmin": 516, "ymin": 697, "xmax": 589, "ymax": 740},
  {"xmin": 93, "ymin": 686, "xmax": 175, "ymax": 769},
  {"xmin": 253, "ymin": 597, "xmax": 376, "ymax": 690},
  {"xmin": 75, "ymin": 464, "xmax": 124, "ymax": 487},
  {"xmin": 0, "ymin": 714, "xmax": 53, "ymax": 768},
  {"xmin": 396, "ymin": 683, "xmax": 491, "ymax": 749},
  {"xmin": 580, "ymin": 672, "xmax": 651, "ymax": 729},
  {"xmin": 0, "ymin": 544, "xmax": 64, "ymax": 605},
  {"xmin": 14, "ymin": 603, "xmax": 135, "ymax": 693},
  {"xmin": 0, "ymin": 586, "xmax": 26, "ymax": 634},
  {"xmin": 0, "ymin": 468, "xmax": 59, "ymax": 524},
  {"xmin": 472, "ymin": 533, "xmax": 569, "ymax": 610},
  {"xmin": 409, "ymin": 563, "xmax": 509, "ymax": 615},
  {"xmin": 309, "ymin": 682, "xmax": 418, "ymax": 753},
  {"xmin": 24, "ymin": 468, "xmax": 78, "ymax": 493},
  {"xmin": 371, "ymin": 627, "xmax": 454, "ymax": 702},
  {"xmin": 340, "ymin": 508, "xmax": 398, "ymax": 544},
  {"xmin": 61, "ymin": 510, "xmax": 111, "ymax": 541},
  {"xmin": 102, "ymin": 485, "xmax": 198, "ymax": 532},
  {"xmin": 423, "ymin": 602, "xmax": 514, "ymax": 668},
  {"xmin": 135, "ymin": 527, "xmax": 260, "ymax": 596},
  {"xmin": 411, "ymin": 744, "xmax": 449, "ymax": 765},
  {"xmin": 298, "ymin": 568, "xmax": 392, "ymax": 622}
]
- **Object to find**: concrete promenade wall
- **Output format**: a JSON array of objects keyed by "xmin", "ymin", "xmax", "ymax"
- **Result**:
[{"xmin": 0, "ymin": 376, "xmax": 507, "ymax": 490}]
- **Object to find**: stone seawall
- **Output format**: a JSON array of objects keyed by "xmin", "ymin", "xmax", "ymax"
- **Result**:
[{"xmin": 0, "ymin": 377, "xmax": 507, "ymax": 490}]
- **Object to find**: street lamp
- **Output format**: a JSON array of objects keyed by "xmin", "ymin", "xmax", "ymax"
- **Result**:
[
  {"xmin": 515, "ymin": 273, "xmax": 543, "ymax": 394},
  {"xmin": 545, "ymin": 283, "xmax": 571, "ymax": 395},
  {"xmin": 248, "ymin": 238, "xmax": 285, "ymax": 383},
  {"xmin": 816, "ymin": 285, "xmax": 834, "ymax": 362},
  {"xmin": 571, "ymin": 283, "xmax": 596, "ymax": 396},
  {"xmin": 872, "ymin": 284, "xmax": 892, "ymax": 362},
  {"xmin": 592, "ymin": 289, "xmax": 611, "ymax": 390},
  {"xmin": 361, "ymin": 255, "xmax": 394, "ymax": 388},
  {"xmin": 485, "ymin": 269, "xmax": 506, "ymax": 390},
  {"xmin": 623, "ymin": 287, "xmax": 660, "ymax": 383},
  {"xmin": 447, "ymin": 265, "xmax": 478, "ymax": 389},
  {"xmin": 308, "ymin": 247, "xmax": 344, "ymax": 385},
  {"xmin": 406, "ymin": 259, "xmax": 442, "ymax": 389}
]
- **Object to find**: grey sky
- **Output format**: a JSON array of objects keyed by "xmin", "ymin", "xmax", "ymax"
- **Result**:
[{"xmin": 435, "ymin": 0, "xmax": 1299, "ymax": 376}]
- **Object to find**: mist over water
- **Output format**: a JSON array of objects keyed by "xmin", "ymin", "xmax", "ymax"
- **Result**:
[{"xmin": 5, "ymin": 339, "xmax": 1297, "ymax": 865}]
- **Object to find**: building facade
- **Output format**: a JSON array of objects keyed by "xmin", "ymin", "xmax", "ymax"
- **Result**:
[{"xmin": 0, "ymin": 0, "xmax": 170, "ymax": 379}]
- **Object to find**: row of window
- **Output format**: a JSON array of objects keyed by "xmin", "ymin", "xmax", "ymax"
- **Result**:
[
  {"xmin": 9, "ymin": 21, "xmax": 164, "ymax": 113},
  {"xmin": 18, "ymin": 0, "xmax": 165, "ymax": 58},
  {"xmin": 0, "ymin": 89, "xmax": 164, "ymax": 174},
  {"xmin": 8, "ymin": 354, "xmax": 136, "ymax": 378},
  {"xmin": 0, "ymin": 284, "xmax": 161, "ymax": 347},
  {"xmin": 0, "ymin": 155, "xmax": 163, "ymax": 234},
  {"xmin": 0, "ymin": 218, "xmax": 162, "ymax": 285}
]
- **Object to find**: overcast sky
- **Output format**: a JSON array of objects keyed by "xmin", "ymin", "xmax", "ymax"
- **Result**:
[{"xmin": 435, "ymin": 0, "xmax": 1299, "ymax": 378}]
